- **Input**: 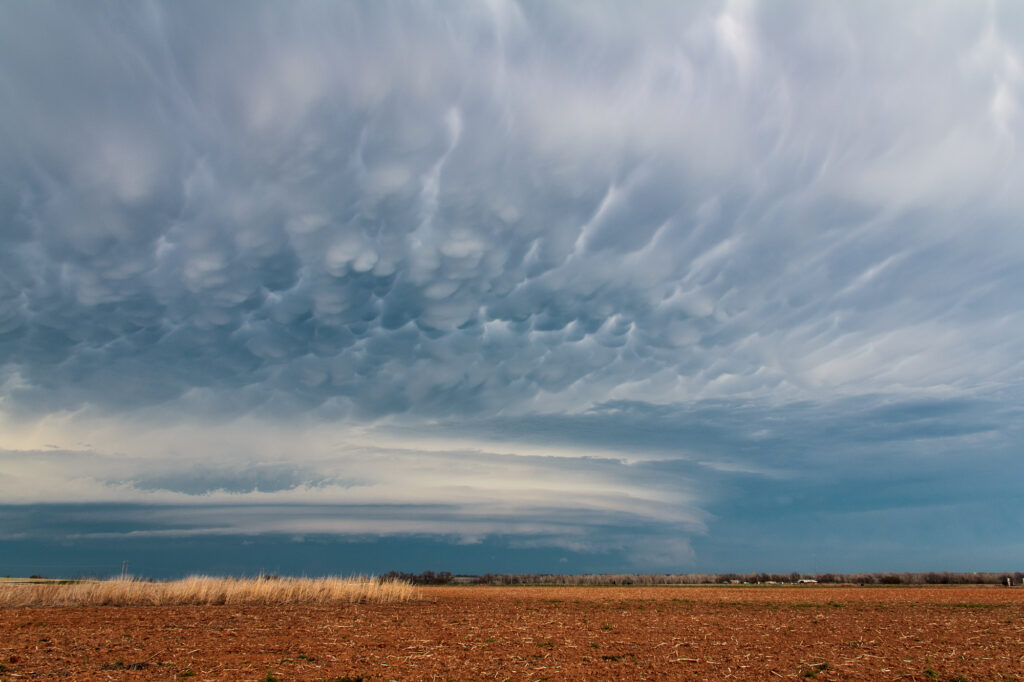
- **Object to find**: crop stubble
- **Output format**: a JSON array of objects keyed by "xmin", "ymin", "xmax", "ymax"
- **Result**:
[{"xmin": 1, "ymin": 585, "xmax": 1022, "ymax": 680}]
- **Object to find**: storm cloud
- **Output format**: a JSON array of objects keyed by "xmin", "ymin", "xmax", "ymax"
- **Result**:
[{"xmin": 1, "ymin": 1, "xmax": 1022, "ymax": 574}]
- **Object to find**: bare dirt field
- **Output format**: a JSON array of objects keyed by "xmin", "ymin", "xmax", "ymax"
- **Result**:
[{"xmin": 2, "ymin": 585, "xmax": 1022, "ymax": 680}]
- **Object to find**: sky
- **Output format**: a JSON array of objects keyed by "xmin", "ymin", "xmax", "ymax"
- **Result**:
[{"xmin": 1, "ymin": 1, "xmax": 1023, "ymax": 578}]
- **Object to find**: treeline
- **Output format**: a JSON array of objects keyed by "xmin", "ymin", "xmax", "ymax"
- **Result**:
[
  {"xmin": 380, "ymin": 570, "xmax": 1024, "ymax": 586},
  {"xmin": 380, "ymin": 570, "xmax": 457, "ymax": 585}
]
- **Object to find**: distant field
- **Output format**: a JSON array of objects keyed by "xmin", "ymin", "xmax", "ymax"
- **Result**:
[{"xmin": 1, "ymin": 585, "xmax": 1021, "ymax": 680}]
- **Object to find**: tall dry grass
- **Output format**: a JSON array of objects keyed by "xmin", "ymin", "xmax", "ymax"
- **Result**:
[{"xmin": 0, "ymin": 576, "xmax": 418, "ymax": 608}]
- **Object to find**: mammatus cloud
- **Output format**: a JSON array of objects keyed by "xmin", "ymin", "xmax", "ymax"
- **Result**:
[
  {"xmin": 1, "ymin": 2, "xmax": 1022, "ymax": 570},
  {"xmin": 2, "ymin": 1, "xmax": 1022, "ymax": 418}
]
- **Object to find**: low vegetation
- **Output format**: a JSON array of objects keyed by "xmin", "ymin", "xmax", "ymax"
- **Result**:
[
  {"xmin": 0, "ymin": 575, "xmax": 417, "ymax": 608},
  {"xmin": 381, "ymin": 570, "xmax": 1024, "ymax": 586}
]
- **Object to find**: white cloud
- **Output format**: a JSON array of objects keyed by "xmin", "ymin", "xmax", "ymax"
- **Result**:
[{"xmin": 0, "ymin": 413, "xmax": 707, "ymax": 550}]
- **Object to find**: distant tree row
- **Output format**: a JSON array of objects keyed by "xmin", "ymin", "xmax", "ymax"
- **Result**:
[
  {"xmin": 379, "ymin": 570, "xmax": 455, "ymax": 585},
  {"xmin": 379, "ymin": 571, "xmax": 1024, "ymax": 586}
]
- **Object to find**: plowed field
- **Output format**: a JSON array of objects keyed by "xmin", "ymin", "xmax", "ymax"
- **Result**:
[{"xmin": 2, "ymin": 585, "xmax": 1022, "ymax": 680}]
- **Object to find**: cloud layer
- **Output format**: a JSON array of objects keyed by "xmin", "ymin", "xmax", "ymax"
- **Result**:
[{"xmin": 1, "ymin": 1, "xmax": 1022, "ymax": 572}]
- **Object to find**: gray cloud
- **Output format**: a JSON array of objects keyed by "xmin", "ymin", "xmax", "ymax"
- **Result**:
[
  {"xmin": 1, "ymin": 1, "xmax": 1023, "ymax": 570},
  {"xmin": 2, "ymin": 1, "xmax": 1022, "ymax": 420}
]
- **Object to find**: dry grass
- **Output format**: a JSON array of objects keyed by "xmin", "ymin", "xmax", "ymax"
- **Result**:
[{"xmin": 0, "ymin": 575, "xmax": 418, "ymax": 608}]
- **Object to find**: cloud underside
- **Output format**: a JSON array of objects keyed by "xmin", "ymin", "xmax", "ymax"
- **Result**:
[
  {"xmin": 1, "ymin": 2, "xmax": 1022, "ymax": 420},
  {"xmin": 1, "ymin": 2, "xmax": 1023, "ymax": 563}
]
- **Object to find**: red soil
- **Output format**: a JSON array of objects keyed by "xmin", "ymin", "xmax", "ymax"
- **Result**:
[{"xmin": 2, "ymin": 585, "xmax": 1022, "ymax": 680}]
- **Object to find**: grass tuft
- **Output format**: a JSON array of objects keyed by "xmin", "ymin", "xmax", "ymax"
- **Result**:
[{"xmin": 0, "ymin": 575, "xmax": 417, "ymax": 608}]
